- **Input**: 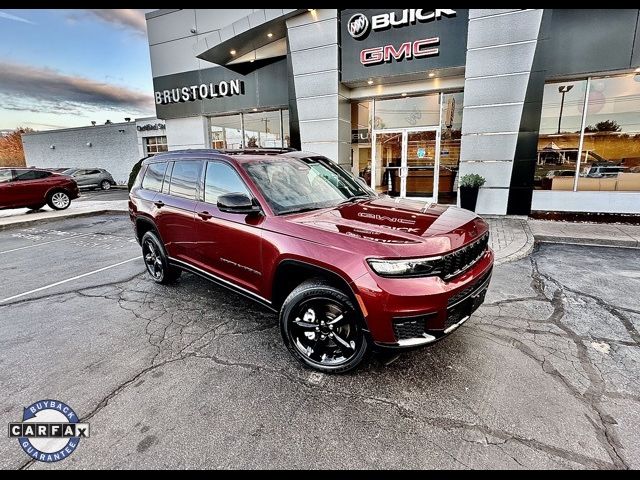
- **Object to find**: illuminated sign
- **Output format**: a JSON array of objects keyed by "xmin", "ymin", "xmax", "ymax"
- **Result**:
[{"xmin": 154, "ymin": 79, "xmax": 244, "ymax": 105}]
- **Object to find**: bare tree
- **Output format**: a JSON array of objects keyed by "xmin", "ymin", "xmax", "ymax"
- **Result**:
[{"xmin": 0, "ymin": 127, "xmax": 34, "ymax": 167}]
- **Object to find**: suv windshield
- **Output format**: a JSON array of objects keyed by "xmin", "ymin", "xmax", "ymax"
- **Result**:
[{"xmin": 242, "ymin": 156, "xmax": 374, "ymax": 215}]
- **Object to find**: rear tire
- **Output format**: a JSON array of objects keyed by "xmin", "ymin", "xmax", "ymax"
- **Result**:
[
  {"xmin": 141, "ymin": 230, "xmax": 181, "ymax": 285},
  {"xmin": 280, "ymin": 279, "xmax": 369, "ymax": 373},
  {"xmin": 47, "ymin": 191, "xmax": 71, "ymax": 210}
]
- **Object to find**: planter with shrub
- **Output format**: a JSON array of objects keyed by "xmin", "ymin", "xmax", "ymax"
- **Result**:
[{"xmin": 459, "ymin": 173, "xmax": 486, "ymax": 212}]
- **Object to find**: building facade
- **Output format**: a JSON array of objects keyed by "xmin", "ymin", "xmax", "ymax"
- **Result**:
[
  {"xmin": 146, "ymin": 9, "xmax": 640, "ymax": 215},
  {"xmin": 22, "ymin": 117, "xmax": 167, "ymax": 184}
]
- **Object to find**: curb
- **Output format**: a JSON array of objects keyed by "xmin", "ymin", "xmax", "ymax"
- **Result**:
[
  {"xmin": 493, "ymin": 220, "xmax": 535, "ymax": 267},
  {"xmin": 533, "ymin": 235, "xmax": 639, "ymax": 249},
  {"xmin": 0, "ymin": 210, "xmax": 127, "ymax": 232}
]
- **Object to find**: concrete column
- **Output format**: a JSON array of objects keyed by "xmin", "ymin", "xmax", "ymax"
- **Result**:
[
  {"xmin": 459, "ymin": 9, "xmax": 543, "ymax": 214},
  {"xmin": 286, "ymin": 9, "xmax": 351, "ymax": 167}
]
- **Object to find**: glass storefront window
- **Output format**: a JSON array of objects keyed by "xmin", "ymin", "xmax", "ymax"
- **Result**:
[
  {"xmin": 243, "ymin": 110, "xmax": 282, "ymax": 148},
  {"xmin": 210, "ymin": 109, "xmax": 289, "ymax": 149},
  {"xmin": 439, "ymin": 92, "xmax": 463, "ymax": 204},
  {"xmin": 536, "ymin": 80, "xmax": 588, "ymax": 191},
  {"xmin": 363, "ymin": 91, "xmax": 464, "ymax": 203},
  {"xmin": 536, "ymin": 73, "xmax": 640, "ymax": 193},
  {"xmin": 578, "ymin": 75, "xmax": 640, "ymax": 192},
  {"xmin": 373, "ymin": 94, "xmax": 440, "ymax": 130},
  {"xmin": 211, "ymin": 114, "xmax": 243, "ymax": 149},
  {"xmin": 352, "ymin": 101, "xmax": 372, "ymax": 182},
  {"xmin": 282, "ymin": 110, "xmax": 290, "ymax": 147}
]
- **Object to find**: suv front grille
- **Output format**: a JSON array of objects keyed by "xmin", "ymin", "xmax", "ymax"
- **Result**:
[
  {"xmin": 439, "ymin": 232, "xmax": 489, "ymax": 280},
  {"xmin": 447, "ymin": 268, "xmax": 493, "ymax": 307}
]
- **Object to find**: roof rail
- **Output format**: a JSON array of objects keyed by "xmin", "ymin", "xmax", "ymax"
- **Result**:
[{"xmin": 218, "ymin": 147, "xmax": 297, "ymax": 156}]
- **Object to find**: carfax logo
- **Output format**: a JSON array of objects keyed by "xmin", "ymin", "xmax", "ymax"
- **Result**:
[{"xmin": 8, "ymin": 399, "xmax": 89, "ymax": 463}]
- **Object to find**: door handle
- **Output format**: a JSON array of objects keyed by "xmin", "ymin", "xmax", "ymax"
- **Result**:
[
  {"xmin": 198, "ymin": 211, "xmax": 213, "ymax": 220},
  {"xmin": 154, "ymin": 200, "xmax": 165, "ymax": 208}
]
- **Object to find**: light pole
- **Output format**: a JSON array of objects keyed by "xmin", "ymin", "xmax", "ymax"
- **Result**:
[{"xmin": 557, "ymin": 85, "xmax": 573, "ymax": 134}]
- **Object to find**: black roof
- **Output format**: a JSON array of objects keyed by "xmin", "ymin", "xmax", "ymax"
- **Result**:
[{"xmin": 142, "ymin": 148, "xmax": 322, "ymax": 165}]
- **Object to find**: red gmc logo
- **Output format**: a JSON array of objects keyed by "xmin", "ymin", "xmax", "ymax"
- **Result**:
[{"xmin": 360, "ymin": 37, "xmax": 439, "ymax": 66}]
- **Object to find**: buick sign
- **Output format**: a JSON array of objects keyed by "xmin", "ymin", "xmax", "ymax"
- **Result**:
[
  {"xmin": 347, "ymin": 9, "xmax": 456, "ymax": 40},
  {"xmin": 347, "ymin": 13, "xmax": 370, "ymax": 39}
]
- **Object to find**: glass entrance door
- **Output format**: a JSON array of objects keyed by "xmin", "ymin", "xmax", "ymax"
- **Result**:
[
  {"xmin": 372, "ymin": 127, "xmax": 441, "ymax": 201},
  {"xmin": 405, "ymin": 129, "xmax": 439, "ymax": 199}
]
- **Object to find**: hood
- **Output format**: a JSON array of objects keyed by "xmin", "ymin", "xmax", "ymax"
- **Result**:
[{"xmin": 286, "ymin": 196, "xmax": 487, "ymax": 252}]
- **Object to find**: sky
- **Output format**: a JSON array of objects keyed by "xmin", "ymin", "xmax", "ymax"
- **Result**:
[{"xmin": 0, "ymin": 9, "xmax": 156, "ymax": 131}]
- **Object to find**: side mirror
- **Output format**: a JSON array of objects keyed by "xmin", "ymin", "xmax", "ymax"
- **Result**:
[{"xmin": 217, "ymin": 193, "xmax": 261, "ymax": 214}]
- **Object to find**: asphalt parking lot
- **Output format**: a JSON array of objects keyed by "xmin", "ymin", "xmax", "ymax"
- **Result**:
[
  {"xmin": 74, "ymin": 188, "xmax": 129, "ymax": 203},
  {"xmin": 1, "ymin": 213, "xmax": 639, "ymax": 469}
]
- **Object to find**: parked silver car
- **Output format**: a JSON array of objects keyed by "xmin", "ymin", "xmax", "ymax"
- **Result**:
[{"xmin": 62, "ymin": 168, "xmax": 116, "ymax": 190}]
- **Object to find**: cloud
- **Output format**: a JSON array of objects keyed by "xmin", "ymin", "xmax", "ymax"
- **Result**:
[
  {"xmin": 0, "ymin": 10, "xmax": 35, "ymax": 25},
  {"xmin": 0, "ymin": 61, "xmax": 154, "ymax": 114},
  {"xmin": 83, "ymin": 9, "xmax": 147, "ymax": 35}
]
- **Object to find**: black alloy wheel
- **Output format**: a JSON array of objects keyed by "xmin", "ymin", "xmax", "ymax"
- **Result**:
[
  {"xmin": 280, "ymin": 280, "xmax": 368, "ymax": 373},
  {"xmin": 140, "ymin": 231, "xmax": 181, "ymax": 285}
]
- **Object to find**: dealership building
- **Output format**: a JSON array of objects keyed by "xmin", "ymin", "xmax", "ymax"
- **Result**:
[{"xmin": 143, "ymin": 8, "xmax": 640, "ymax": 215}]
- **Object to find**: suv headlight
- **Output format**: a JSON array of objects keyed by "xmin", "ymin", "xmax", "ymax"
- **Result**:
[{"xmin": 367, "ymin": 256, "xmax": 442, "ymax": 278}]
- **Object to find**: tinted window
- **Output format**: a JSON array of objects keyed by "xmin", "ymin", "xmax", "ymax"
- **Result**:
[
  {"xmin": 168, "ymin": 161, "xmax": 203, "ymax": 199},
  {"xmin": 0, "ymin": 170, "xmax": 12, "ymax": 183},
  {"xmin": 141, "ymin": 162, "xmax": 167, "ymax": 192},
  {"xmin": 204, "ymin": 162, "xmax": 250, "ymax": 204},
  {"xmin": 13, "ymin": 170, "xmax": 50, "ymax": 181}
]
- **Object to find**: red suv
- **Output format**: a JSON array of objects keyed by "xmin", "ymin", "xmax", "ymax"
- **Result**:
[
  {"xmin": 129, "ymin": 150, "xmax": 493, "ymax": 373},
  {"xmin": 0, "ymin": 167, "xmax": 79, "ymax": 211}
]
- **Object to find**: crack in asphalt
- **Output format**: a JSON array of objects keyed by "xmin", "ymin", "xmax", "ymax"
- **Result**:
[
  {"xmin": 10, "ymin": 243, "xmax": 637, "ymax": 470},
  {"xmin": 528, "ymin": 250, "xmax": 630, "ymax": 470}
]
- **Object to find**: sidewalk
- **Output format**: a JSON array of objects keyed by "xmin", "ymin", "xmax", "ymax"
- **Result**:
[
  {"xmin": 484, "ymin": 216, "xmax": 534, "ymax": 266},
  {"xmin": 529, "ymin": 219, "xmax": 640, "ymax": 248},
  {"xmin": 0, "ymin": 200, "xmax": 128, "ymax": 231}
]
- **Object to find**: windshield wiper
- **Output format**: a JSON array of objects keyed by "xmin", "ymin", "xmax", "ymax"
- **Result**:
[
  {"xmin": 279, "ymin": 206, "xmax": 324, "ymax": 215},
  {"xmin": 337, "ymin": 194, "xmax": 371, "ymax": 206}
]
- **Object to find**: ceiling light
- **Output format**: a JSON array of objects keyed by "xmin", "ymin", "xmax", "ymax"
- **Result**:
[
  {"xmin": 367, "ymin": 79, "xmax": 374, "ymax": 85},
  {"xmin": 230, "ymin": 50, "xmax": 236, "ymax": 55},
  {"xmin": 635, "ymin": 67, "xmax": 640, "ymax": 73},
  {"xmin": 250, "ymin": 59, "xmax": 255, "ymax": 63},
  {"xmin": 401, "ymin": 93, "xmax": 407, "ymax": 97},
  {"xmin": 267, "ymin": 32, "xmax": 273, "ymax": 38},
  {"xmin": 252, "ymin": 108, "xmax": 258, "ymax": 111},
  {"xmin": 428, "ymin": 72, "xmax": 435, "ymax": 78}
]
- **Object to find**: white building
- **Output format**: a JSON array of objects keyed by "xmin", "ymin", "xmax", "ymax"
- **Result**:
[{"xmin": 22, "ymin": 118, "xmax": 167, "ymax": 184}]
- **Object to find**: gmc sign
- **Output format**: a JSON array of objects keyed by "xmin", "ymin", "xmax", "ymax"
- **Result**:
[{"xmin": 360, "ymin": 37, "xmax": 439, "ymax": 66}]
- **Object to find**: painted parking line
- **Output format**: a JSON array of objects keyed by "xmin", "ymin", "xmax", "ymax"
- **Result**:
[
  {"xmin": 0, "ymin": 233, "xmax": 95, "ymax": 255},
  {"xmin": 0, "ymin": 256, "xmax": 142, "ymax": 304}
]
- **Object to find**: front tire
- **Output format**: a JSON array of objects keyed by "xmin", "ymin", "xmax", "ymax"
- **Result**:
[
  {"xmin": 280, "ymin": 280, "xmax": 368, "ymax": 373},
  {"xmin": 100, "ymin": 180, "xmax": 111, "ymax": 190},
  {"xmin": 47, "ymin": 191, "xmax": 71, "ymax": 210},
  {"xmin": 141, "ymin": 231, "xmax": 181, "ymax": 285}
]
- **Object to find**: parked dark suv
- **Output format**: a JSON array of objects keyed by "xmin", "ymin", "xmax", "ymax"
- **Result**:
[
  {"xmin": 0, "ymin": 167, "xmax": 79, "ymax": 211},
  {"xmin": 129, "ymin": 149, "xmax": 493, "ymax": 373}
]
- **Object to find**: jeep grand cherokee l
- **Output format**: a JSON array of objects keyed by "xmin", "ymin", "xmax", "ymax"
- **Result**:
[
  {"xmin": 0, "ymin": 167, "xmax": 79, "ymax": 211},
  {"xmin": 128, "ymin": 149, "xmax": 493, "ymax": 373}
]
